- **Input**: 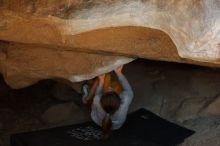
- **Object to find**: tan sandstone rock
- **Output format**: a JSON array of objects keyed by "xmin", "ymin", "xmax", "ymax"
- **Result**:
[
  {"xmin": 0, "ymin": 42, "xmax": 133, "ymax": 88},
  {"xmin": 0, "ymin": 0, "xmax": 220, "ymax": 88}
]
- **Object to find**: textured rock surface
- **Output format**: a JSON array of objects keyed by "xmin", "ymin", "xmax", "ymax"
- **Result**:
[
  {"xmin": 180, "ymin": 116, "xmax": 220, "ymax": 146},
  {"xmin": 0, "ymin": 42, "xmax": 133, "ymax": 88},
  {"xmin": 0, "ymin": 0, "xmax": 220, "ymax": 88},
  {"xmin": 0, "ymin": 0, "xmax": 219, "ymax": 61},
  {"xmin": 124, "ymin": 60, "xmax": 220, "ymax": 122},
  {"xmin": 203, "ymin": 95, "xmax": 220, "ymax": 115}
]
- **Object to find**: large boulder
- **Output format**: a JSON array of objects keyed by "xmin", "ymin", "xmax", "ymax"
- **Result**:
[{"xmin": 0, "ymin": 0, "xmax": 219, "ymax": 88}]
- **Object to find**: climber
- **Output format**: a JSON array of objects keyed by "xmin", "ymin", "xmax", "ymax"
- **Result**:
[{"xmin": 81, "ymin": 65, "xmax": 134, "ymax": 139}]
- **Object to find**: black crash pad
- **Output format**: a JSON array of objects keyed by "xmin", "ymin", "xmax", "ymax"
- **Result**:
[{"xmin": 11, "ymin": 108, "xmax": 195, "ymax": 146}]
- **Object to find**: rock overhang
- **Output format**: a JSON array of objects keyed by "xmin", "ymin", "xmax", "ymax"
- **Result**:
[{"xmin": 0, "ymin": 0, "xmax": 220, "ymax": 88}]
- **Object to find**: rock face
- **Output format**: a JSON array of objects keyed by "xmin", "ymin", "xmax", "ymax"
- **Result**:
[
  {"xmin": 0, "ymin": 0, "xmax": 220, "ymax": 88},
  {"xmin": 1, "ymin": 42, "xmax": 133, "ymax": 88},
  {"xmin": 204, "ymin": 95, "xmax": 220, "ymax": 115},
  {"xmin": 124, "ymin": 60, "xmax": 220, "ymax": 121}
]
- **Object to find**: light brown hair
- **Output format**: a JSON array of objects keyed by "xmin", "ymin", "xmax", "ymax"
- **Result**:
[{"xmin": 100, "ymin": 91, "xmax": 121, "ymax": 139}]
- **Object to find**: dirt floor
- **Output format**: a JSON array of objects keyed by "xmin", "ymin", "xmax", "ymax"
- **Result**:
[{"xmin": 0, "ymin": 59, "xmax": 220, "ymax": 146}]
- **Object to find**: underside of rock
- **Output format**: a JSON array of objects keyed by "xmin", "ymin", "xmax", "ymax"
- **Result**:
[{"xmin": 0, "ymin": 0, "xmax": 219, "ymax": 88}]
